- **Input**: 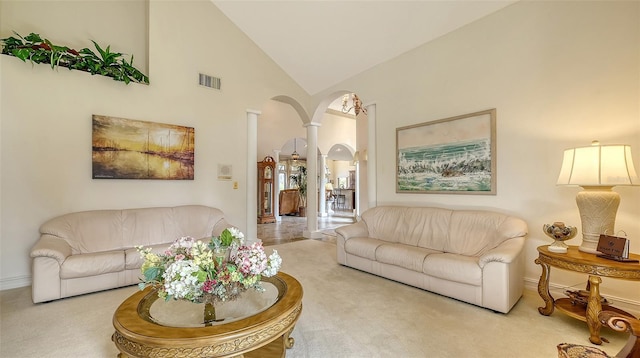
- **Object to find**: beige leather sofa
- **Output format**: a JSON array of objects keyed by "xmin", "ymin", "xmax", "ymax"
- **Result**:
[
  {"xmin": 30, "ymin": 205, "xmax": 232, "ymax": 303},
  {"xmin": 336, "ymin": 206, "xmax": 528, "ymax": 313}
]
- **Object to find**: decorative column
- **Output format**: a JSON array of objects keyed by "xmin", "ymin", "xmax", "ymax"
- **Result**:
[
  {"xmin": 366, "ymin": 104, "xmax": 377, "ymax": 209},
  {"xmin": 319, "ymin": 154, "xmax": 328, "ymax": 217},
  {"xmin": 246, "ymin": 109, "xmax": 260, "ymax": 244},
  {"xmin": 272, "ymin": 149, "xmax": 281, "ymax": 222},
  {"xmin": 354, "ymin": 159, "xmax": 361, "ymax": 217},
  {"xmin": 303, "ymin": 122, "xmax": 322, "ymax": 238}
]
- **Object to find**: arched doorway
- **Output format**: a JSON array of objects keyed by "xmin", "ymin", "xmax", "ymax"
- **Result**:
[
  {"xmin": 325, "ymin": 143, "xmax": 355, "ymax": 217},
  {"xmin": 250, "ymin": 92, "xmax": 375, "ymax": 241}
]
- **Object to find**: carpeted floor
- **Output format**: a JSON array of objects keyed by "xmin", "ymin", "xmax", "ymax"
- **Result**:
[{"xmin": 0, "ymin": 240, "xmax": 628, "ymax": 357}]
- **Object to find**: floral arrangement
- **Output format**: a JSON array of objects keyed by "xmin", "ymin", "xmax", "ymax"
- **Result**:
[{"xmin": 137, "ymin": 228, "xmax": 282, "ymax": 303}]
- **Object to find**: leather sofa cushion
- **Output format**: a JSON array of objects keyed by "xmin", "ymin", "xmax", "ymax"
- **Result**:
[
  {"xmin": 40, "ymin": 210, "xmax": 124, "ymax": 255},
  {"xmin": 446, "ymin": 212, "xmax": 528, "ymax": 256},
  {"xmin": 344, "ymin": 237, "xmax": 385, "ymax": 260},
  {"xmin": 360, "ymin": 206, "xmax": 528, "ymax": 257},
  {"xmin": 376, "ymin": 244, "xmax": 439, "ymax": 272},
  {"xmin": 40, "ymin": 205, "xmax": 226, "ymax": 255},
  {"xmin": 423, "ymin": 253, "xmax": 481, "ymax": 286},
  {"xmin": 60, "ymin": 250, "xmax": 124, "ymax": 279},
  {"xmin": 361, "ymin": 206, "xmax": 450, "ymax": 250},
  {"xmin": 122, "ymin": 208, "xmax": 180, "ymax": 247}
]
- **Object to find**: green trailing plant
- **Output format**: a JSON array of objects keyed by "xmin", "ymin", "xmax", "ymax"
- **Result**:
[{"xmin": 0, "ymin": 31, "xmax": 149, "ymax": 84}]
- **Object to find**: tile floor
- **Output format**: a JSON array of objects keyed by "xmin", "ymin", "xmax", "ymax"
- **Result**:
[{"xmin": 258, "ymin": 209, "xmax": 356, "ymax": 246}]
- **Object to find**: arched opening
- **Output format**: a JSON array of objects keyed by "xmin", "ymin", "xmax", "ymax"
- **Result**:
[
  {"xmin": 252, "ymin": 92, "xmax": 374, "ymax": 242},
  {"xmin": 317, "ymin": 91, "xmax": 370, "ymax": 219},
  {"xmin": 325, "ymin": 143, "xmax": 355, "ymax": 217}
]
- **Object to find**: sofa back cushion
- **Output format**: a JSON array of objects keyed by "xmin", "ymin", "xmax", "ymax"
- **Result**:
[
  {"xmin": 445, "ymin": 211, "xmax": 527, "ymax": 256},
  {"xmin": 360, "ymin": 206, "xmax": 528, "ymax": 256},
  {"xmin": 361, "ymin": 206, "xmax": 452, "ymax": 251},
  {"xmin": 40, "ymin": 205, "xmax": 227, "ymax": 254},
  {"xmin": 40, "ymin": 210, "xmax": 124, "ymax": 255}
]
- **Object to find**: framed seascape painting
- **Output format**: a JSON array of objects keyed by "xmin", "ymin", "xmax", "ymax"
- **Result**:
[
  {"xmin": 396, "ymin": 109, "xmax": 496, "ymax": 194},
  {"xmin": 92, "ymin": 115, "xmax": 195, "ymax": 180}
]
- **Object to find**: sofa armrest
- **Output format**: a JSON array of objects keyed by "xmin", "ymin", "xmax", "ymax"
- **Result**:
[
  {"xmin": 30, "ymin": 235, "xmax": 72, "ymax": 265},
  {"xmin": 335, "ymin": 221, "xmax": 369, "ymax": 265},
  {"xmin": 335, "ymin": 221, "xmax": 369, "ymax": 241},
  {"xmin": 478, "ymin": 236, "xmax": 525, "ymax": 268}
]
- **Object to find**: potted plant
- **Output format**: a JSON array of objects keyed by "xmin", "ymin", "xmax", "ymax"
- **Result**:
[{"xmin": 290, "ymin": 165, "xmax": 307, "ymax": 217}]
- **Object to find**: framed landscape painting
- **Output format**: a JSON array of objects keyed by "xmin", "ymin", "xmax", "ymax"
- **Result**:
[
  {"xmin": 92, "ymin": 115, "xmax": 195, "ymax": 180},
  {"xmin": 396, "ymin": 109, "xmax": 496, "ymax": 194}
]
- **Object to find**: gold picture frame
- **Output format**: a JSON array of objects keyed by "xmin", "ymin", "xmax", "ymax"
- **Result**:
[
  {"xmin": 396, "ymin": 109, "xmax": 496, "ymax": 194},
  {"xmin": 92, "ymin": 115, "xmax": 194, "ymax": 180}
]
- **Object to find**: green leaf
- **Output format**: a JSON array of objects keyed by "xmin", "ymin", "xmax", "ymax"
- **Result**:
[
  {"xmin": 91, "ymin": 40, "xmax": 105, "ymax": 58},
  {"xmin": 219, "ymin": 229, "xmax": 234, "ymax": 246},
  {"xmin": 11, "ymin": 48, "xmax": 30, "ymax": 61},
  {"xmin": 1, "ymin": 36, "xmax": 24, "ymax": 49},
  {"xmin": 24, "ymin": 32, "xmax": 43, "ymax": 43},
  {"xmin": 143, "ymin": 266, "xmax": 161, "ymax": 282}
]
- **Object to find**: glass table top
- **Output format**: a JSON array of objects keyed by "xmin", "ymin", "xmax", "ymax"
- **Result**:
[{"xmin": 138, "ymin": 279, "xmax": 282, "ymax": 328}]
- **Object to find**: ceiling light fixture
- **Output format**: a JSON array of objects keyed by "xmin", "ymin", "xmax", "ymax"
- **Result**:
[
  {"xmin": 291, "ymin": 138, "xmax": 300, "ymax": 161},
  {"xmin": 341, "ymin": 93, "xmax": 366, "ymax": 115}
]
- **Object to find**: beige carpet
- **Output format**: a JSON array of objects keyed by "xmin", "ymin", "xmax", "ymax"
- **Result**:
[{"xmin": 0, "ymin": 240, "xmax": 628, "ymax": 357}]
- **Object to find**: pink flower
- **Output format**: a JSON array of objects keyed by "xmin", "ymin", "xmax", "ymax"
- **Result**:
[{"xmin": 202, "ymin": 280, "xmax": 214, "ymax": 293}]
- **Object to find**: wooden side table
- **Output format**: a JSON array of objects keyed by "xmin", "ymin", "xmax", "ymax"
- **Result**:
[{"xmin": 535, "ymin": 245, "xmax": 640, "ymax": 345}]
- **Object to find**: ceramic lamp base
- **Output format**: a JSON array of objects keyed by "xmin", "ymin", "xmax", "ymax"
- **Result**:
[{"xmin": 575, "ymin": 188, "xmax": 620, "ymax": 254}]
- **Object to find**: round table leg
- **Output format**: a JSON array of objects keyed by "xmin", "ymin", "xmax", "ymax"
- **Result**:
[{"xmin": 535, "ymin": 258, "xmax": 554, "ymax": 315}]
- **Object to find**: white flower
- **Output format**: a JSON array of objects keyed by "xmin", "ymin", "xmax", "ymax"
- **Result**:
[
  {"xmin": 162, "ymin": 259, "xmax": 202, "ymax": 300},
  {"xmin": 228, "ymin": 227, "xmax": 245, "ymax": 245},
  {"xmin": 263, "ymin": 250, "xmax": 282, "ymax": 277}
]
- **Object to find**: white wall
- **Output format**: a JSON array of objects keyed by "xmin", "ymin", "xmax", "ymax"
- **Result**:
[
  {"xmin": 314, "ymin": 1, "xmax": 640, "ymax": 307},
  {"xmin": 257, "ymin": 100, "xmax": 306, "ymax": 160},
  {"xmin": 318, "ymin": 112, "xmax": 356, "ymax": 155},
  {"xmin": 0, "ymin": 0, "xmax": 309, "ymax": 289}
]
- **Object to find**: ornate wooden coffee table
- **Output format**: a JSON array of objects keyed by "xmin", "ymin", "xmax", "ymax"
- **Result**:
[
  {"xmin": 112, "ymin": 272, "xmax": 303, "ymax": 358},
  {"xmin": 535, "ymin": 245, "xmax": 640, "ymax": 344}
]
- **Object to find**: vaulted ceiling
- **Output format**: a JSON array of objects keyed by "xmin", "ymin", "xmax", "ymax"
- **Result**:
[{"xmin": 213, "ymin": 1, "xmax": 516, "ymax": 95}]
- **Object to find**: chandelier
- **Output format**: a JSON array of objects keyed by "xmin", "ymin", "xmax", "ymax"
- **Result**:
[
  {"xmin": 291, "ymin": 138, "xmax": 300, "ymax": 161},
  {"xmin": 341, "ymin": 93, "xmax": 367, "ymax": 115}
]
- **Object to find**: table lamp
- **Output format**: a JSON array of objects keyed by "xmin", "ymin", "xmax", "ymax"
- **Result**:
[
  {"xmin": 325, "ymin": 182, "xmax": 334, "ymax": 200},
  {"xmin": 556, "ymin": 141, "xmax": 639, "ymax": 253}
]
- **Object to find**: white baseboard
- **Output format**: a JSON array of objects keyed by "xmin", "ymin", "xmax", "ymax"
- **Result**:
[
  {"xmin": 0, "ymin": 275, "xmax": 31, "ymax": 291},
  {"xmin": 303, "ymin": 230, "xmax": 324, "ymax": 239},
  {"xmin": 524, "ymin": 277, "xmax": 640, "ymax": 317}
]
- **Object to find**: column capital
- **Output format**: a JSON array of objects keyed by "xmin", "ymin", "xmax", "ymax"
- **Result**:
[{"xmin": 303, "ymin": 121, "xmax": 321, "ymax": 128}]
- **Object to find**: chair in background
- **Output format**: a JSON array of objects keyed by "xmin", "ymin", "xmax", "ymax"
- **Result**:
[
  {"xmin": 278, "ymin": 189, "xmax": 300, "ymax": 216},
  {"xmin": 557, "ymin": 311, "xmax": 640, "ymax": 358}
]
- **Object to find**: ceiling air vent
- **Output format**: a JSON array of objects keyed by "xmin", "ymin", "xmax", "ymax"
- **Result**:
[{"xmin": 199, "ymin": 73, "xmax": 221, "ymax": 90}]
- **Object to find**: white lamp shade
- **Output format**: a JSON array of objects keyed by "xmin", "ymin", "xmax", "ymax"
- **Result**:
[{"xmin": 557, "ymin": 144, "xmax": 639, "ymax": 187}]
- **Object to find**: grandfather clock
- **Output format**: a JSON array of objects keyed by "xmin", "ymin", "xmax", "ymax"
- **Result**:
[{"xmin": 257, "ymin": 156, "xmax": 276, "ymax": 224}]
